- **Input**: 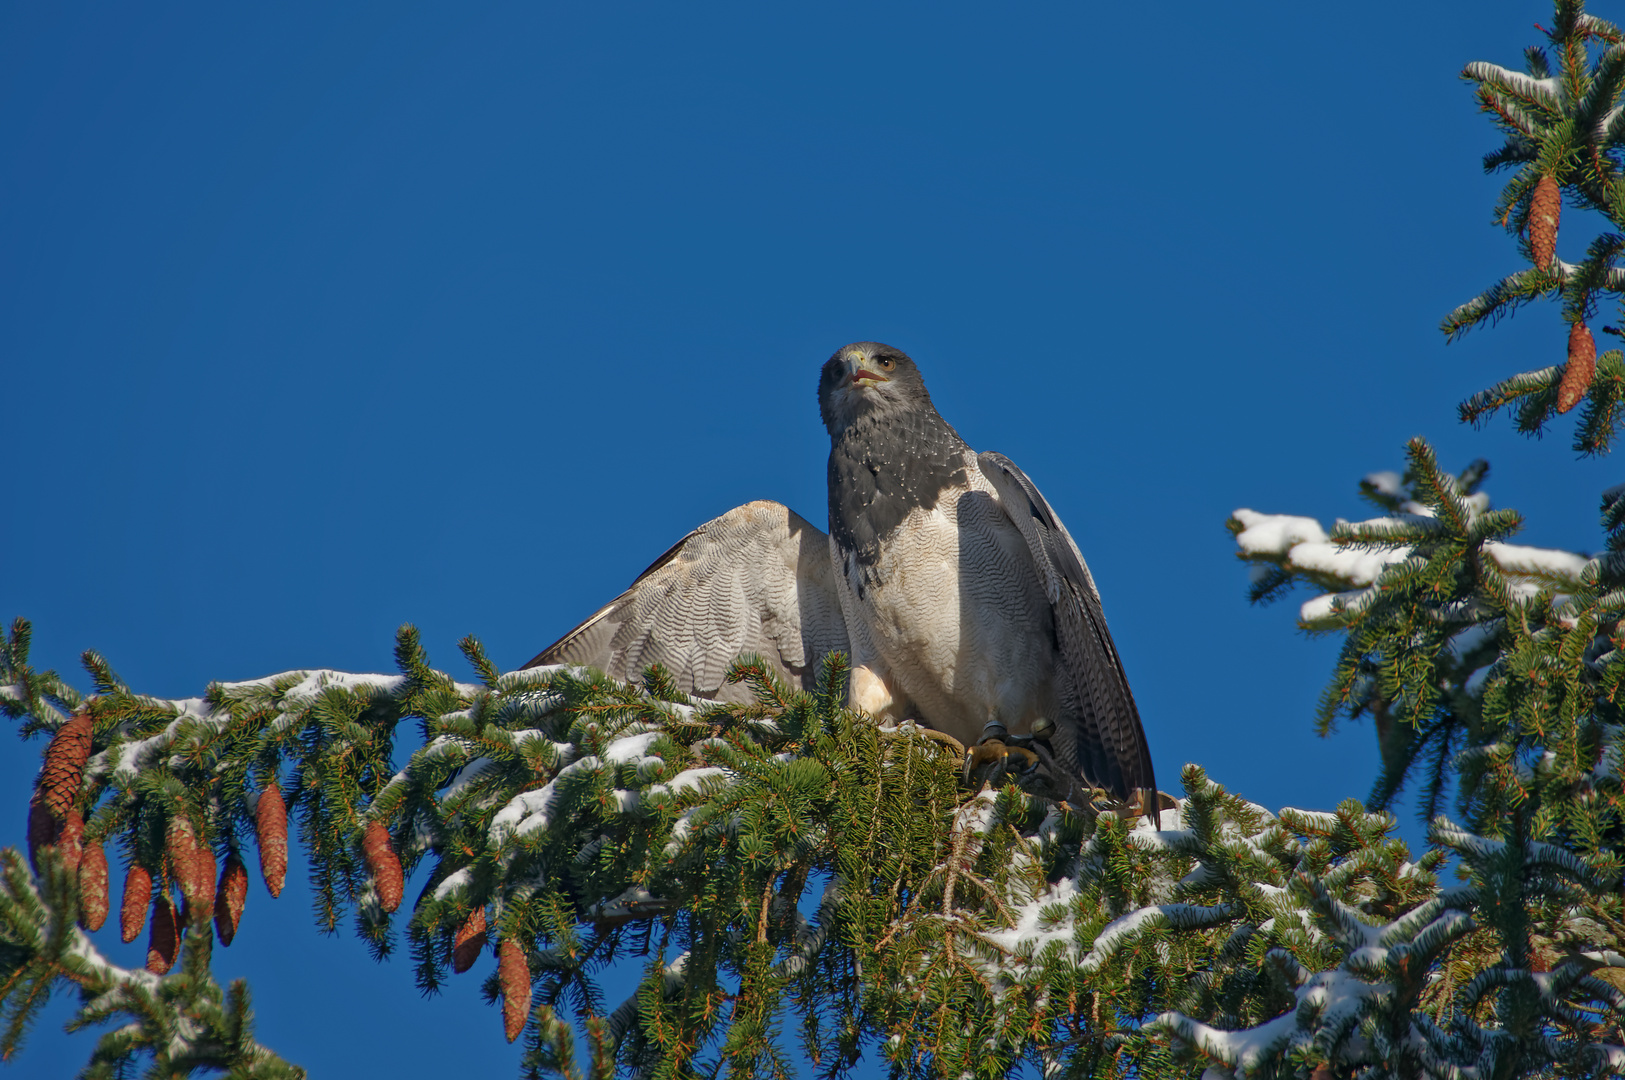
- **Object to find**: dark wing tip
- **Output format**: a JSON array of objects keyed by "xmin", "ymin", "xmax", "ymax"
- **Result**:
[{"xmin": 978, "ymin": 451, "xmax": 1158, "ymax": 826}]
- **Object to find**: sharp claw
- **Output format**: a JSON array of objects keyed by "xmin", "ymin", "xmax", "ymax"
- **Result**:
[
  {"xmin": 962, "ymin": 738, "xmax": 1007, "ymax": 779},
  {"xmin": 961, "ymin": 739, "xmax": 1040, "ymax": 782}
]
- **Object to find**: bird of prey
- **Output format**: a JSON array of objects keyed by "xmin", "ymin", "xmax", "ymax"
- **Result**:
[{"xmin": 527, "ymin": 342, "xmax": 1157, "ymax": 817}]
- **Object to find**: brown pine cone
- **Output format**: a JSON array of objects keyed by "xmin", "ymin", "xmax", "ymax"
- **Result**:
[
  {"xmin": 362, "ymin": 820, "xmax": 404, "ymax": 912},
  {"xmin": 78, "ymin": 838, "xmax": 110, "ymax": 931},
  {"xmin": 499, "ymin": 937, "xmax": 531, "ymax": 1042},
  {"xmin": 166, "ymin": 814, "xmax": 202, "ymax": 904},
  {"xmin": 1558, "ymin": 320, "xmax": 1597, "ymax": 413},
  {"xmin": 215, "ymin": 854, "xmax": 248, "ymax": 946},
  {"xmin": 255, "ymin": 784, "xmax": 288, "ymax": 898},
  {"xmin": 57, "ymin": 809, "xmax": 85, "ymax": 875},
  {"xmin": 38, "ymin": 713, "xmax": 93, "ymax": 819},
  {"xmin": 1530, "ymin": 174, "xmax": 1561, "ymax": 269},
  {"xmin": 147, "ymin": 893, "xmax": 179, "ymax": 974},
  {"xmin": 26, "ymin": 794, "xmax": 58, "ymax": 870},
  {"xmin": 121, "ymin": 865, "xmax": 153, "ymax": 943},
  {"xmin": 452, "ymin": 907, "xmax": 487, "ymax": 974},
  {"xmin": 193, "ymin": 841, "xmax": 217, "ymax": 913}
]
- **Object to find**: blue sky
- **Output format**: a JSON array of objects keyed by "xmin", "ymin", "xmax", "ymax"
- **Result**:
[{"xmin": 4, "ymin": 2, "xmax": 1621, "ymax": 1075}]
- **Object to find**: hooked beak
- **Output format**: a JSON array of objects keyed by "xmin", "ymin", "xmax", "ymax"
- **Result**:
[{"xmin": 844, "ymin": 353, "xmax": 890, "ymax": 388}]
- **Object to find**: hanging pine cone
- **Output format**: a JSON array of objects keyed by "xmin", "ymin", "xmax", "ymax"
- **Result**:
[
  {"xmin": 362, "ymin": 820, "xmax": 403, "ymax": 912},
  {"xmin": 1558, "ymin": 320, "xmax": 1597, "ymax": 413},
  {"xmin": 57, "ymin": 809, "xmax": 85, "ymax": 875},
  {"xmin": 146, "ymin": 893, "xmax": 179, "ymax": 975},
  {"xmin": 215, "ymin": 854, "xmax": 248, "ymax": 946},
  {"xmin": 38, "ymin": 712, "xmax": 93, "ymax": 819},
  {"xmin": 499, "ymin": 937, "xmax": 531, "ymax": 1042},
  {"xmin": 193, "ymin": 841, "xmax": 217, "ymax": 913},
  {"xmin": 452, "ymin": 906, "xmax": 488, "ymax": 973},
  {"xmin": 167, "ymin": 814, "xmax": 202, "ymax": 905},
  {"xmin": 26, "ymin": 794, "xmax": 58, "ymax": 870},
  {"xmin": 121, "ymin": 864, "xmax": 152, "ymax": 943},
  {"xmin": 254, "ymin": 784, "xmax": 288, "ymax": 898},
  {"xmin": 1530, "ymin": 174, "xmax": 1561, "ymax": 270},
  {"xmin": 78, "ymin": 838, "xmax": 109, "ymax": 932}
]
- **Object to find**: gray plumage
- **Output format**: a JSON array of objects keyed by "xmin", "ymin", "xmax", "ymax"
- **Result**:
[
  {"xmin": 822, "ymin": 345, "xmax": 968, "ymax": 570},
  {"xmin": 527, "ymin": 342, "xmax": 1157, "ymax": 813},
  {"xmin": 525, "ymin": 501, "xmax": 847, "ymax": 703}
]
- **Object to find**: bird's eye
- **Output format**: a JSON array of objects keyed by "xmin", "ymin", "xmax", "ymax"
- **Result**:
[{"xmin": 878, "ymin": 357, "xmax": 894, "ymax": 371}]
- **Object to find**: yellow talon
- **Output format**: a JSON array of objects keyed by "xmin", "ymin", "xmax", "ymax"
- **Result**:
[{"xmin": 962, "ymin": 739, "xmax": 1040, "ymax": 779}]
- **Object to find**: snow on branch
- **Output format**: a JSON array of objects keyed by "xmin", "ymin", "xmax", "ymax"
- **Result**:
[
  {"xmin": 1462, "ymin": 61, "xmax": 1563, "ymax": 112},
  {"xmin": 4, "ymin": 608, "xmax": 1620, "ymax": 1078},
  {"xmin": 1229, "ymin": 459, "xmax": 1590, "ymax": 630}
]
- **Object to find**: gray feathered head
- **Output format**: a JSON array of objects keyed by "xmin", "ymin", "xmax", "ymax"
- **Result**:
[{"xmin": 818, "ymin": 342, "xmax": 936, "ymax": 437}]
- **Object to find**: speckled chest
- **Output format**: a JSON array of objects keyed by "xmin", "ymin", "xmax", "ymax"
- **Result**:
[
  {"xmin": 826, "ymin": 409, "xmax": 970, "ymax": 576},
  {"xmin": 827, "ymin": 437, "xmax": 1059, "ymax": 736}
]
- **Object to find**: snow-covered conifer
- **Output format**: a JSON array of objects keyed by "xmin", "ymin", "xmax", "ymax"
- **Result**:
[{"xmin": 4, "ymin": 4, "xmax": 1625, "ymax": 1077}]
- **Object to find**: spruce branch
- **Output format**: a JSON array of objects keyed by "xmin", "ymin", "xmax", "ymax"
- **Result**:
[
  {"xmin": 24, "ymin": 616, "xmax": 1588, "ymax": 1078},
  {"xmin": 1453, "ymin": 2, "xmax": 1625, "ymax": 453}
]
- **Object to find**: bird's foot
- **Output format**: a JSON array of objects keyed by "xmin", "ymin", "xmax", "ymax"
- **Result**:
[
  {"xmin": 963, "ymin": 719, "xmax": 1111, "ymax": 807},
  {"xmin": 962, "ymin": 722, "xmax": 1045, "ymax": 793},
  {"xmin": 962, "ymin": 737, "xmax": 1041, "ymax": 777}
]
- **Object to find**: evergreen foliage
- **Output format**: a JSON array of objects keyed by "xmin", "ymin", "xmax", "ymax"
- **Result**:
[
  {"xmin": 15, "ymin": 616, "xmax": 1603, "ymax": 1080},
  {"xmin": 1448, "ymin": 2, "xmax": 1625, "ymax": 452},
  {"xmin": 1229, "ymin": 445, "xmax": 1625, "ymax": 1076},
  {"xmin": 7, "ymin": 3, "xmax": 1625, "ymax": 1077}
]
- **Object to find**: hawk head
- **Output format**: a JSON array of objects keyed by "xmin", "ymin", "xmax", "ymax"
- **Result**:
[{"xmin": 818, "ymin": 342, "xmax": 936, "ymax": 437}]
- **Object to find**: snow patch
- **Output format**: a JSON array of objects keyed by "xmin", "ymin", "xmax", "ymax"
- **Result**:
[
  {"xmin": 1231, "ymin": 510, "xmax": 1327, "ymax": 555},
  {"xmin": 444, "ymin": 758, "xmax": 497, "ymax": 800},
  {"xmin": 649, "ymin": 767, "xmax": 727, "ymax": 799},
  {"xmin": 603, "ymin": 731, "xmax": 663, "ymax": 766},
  {"xmin": 984, "ymin": 877, "xmax": 1080, "ymax": 956},
  {"xmin": 1484, "ymin": 542, "xmax": 1590, "ymax": 581},
  {"xmin": 489, "ymin": 756, "xmax": 604, "ymax": 843},
  {"xmin": 433, "ymin": 867, "xmax": 473, "ymax": 901},
  {"xmin": 1363, "ymin": 471, "xmax": 1401, "ymax": 496}
]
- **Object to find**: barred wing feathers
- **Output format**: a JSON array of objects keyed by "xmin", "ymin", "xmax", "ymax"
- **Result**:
[
  {"xmin": 524, "ymin": 501, "xmax": 850, "ymax": 701},
  {"xmin": 977, "ymin": 452, "xmax": 1158, "ymax": 820}
]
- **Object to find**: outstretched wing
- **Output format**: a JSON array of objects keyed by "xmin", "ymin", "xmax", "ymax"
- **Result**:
[
  {"xmin": 977, "ymin": 452, "xmax": 1158, "ymax": 820},
  {"xmin": 525, "ymin": 500, "xmax": 850, "ymax": 702}
]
